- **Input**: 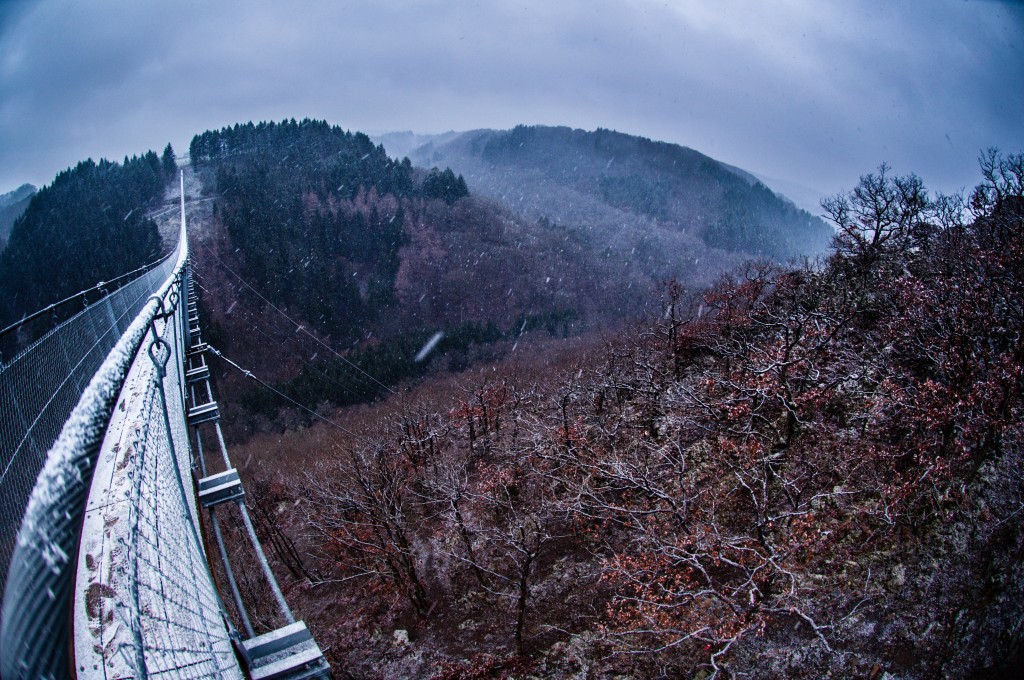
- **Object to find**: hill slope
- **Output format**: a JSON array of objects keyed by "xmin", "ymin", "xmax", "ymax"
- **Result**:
[
  {"xmin": 400, "ymin": 125, "xmax": 832, "ymax": 265},
  {"xmin": 0, "ymin": 184, "xmax": 36, "ymax": 250},
  {"xmin": 240, "ymin": 153, "xmax": 1024, "ymax": 678}
]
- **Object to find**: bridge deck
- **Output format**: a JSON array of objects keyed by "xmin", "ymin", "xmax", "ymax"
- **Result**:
[{"xmin": 73, "ymin": 313, "xmax": 241, "ymax": 678}]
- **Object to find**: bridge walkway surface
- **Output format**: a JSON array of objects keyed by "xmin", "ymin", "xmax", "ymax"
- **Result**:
[{"xmin": 0, "ymin": 172, "xmax": 331, "ymax": 679}]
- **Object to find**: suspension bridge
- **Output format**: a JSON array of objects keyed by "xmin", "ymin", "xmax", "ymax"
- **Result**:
[{"xmin": 0, "ymin": 174, "xmax": 331, "ymax": 679}]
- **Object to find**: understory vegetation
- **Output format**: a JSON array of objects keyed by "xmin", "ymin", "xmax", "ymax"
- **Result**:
[{"xmin": 227, "ymin": 152, "xmax": 1024, "ymax": 678}]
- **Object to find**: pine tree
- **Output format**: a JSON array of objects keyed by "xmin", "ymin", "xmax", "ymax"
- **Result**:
[{"xmin": 162, "ymin": 143, "xmax": 176, "ymax": 178}]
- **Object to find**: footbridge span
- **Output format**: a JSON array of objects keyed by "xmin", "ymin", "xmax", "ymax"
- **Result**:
[{"xmin": 0, "ymin": 174, "xmax": 330, "ymax": 679}]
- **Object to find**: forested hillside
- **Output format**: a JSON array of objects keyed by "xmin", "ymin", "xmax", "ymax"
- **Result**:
[
  {"xmin": 189, "ymin": 120, "xmax": 680, "ymax": 433},
  {"xmin": 190, "ymin": 121, "xmax": 840, "ymax": 436},
  {"xmin": 399, "ymin": 125, "xmax": 832, "ymax": 262},
  {"xmin": 0, "ymin": 149, "xmax": 175, "ymax": 329},
  {"xmin": 237, "ymin": 151, "xmax": 1024, "ymax": 678},
  {"xmin": 193, "ymin": 120, "xmax": 421, "ymax": 334}
]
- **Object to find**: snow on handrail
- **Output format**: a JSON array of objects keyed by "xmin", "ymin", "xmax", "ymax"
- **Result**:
[
  {"xmin": 0, "ymin": 172, "xmax": 240, "ymax": 678},
  {"xmin": 0, "ymin": 183, "xmax": 184, "ymax": 590}
]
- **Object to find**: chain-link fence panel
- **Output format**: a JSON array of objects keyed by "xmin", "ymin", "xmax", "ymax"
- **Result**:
[
  {"xmin": 0, "ymin": 248, "xmax": 179, "ymax": 590},
  {"xmin": 0, "ymin": 178, "xmax": 241, "ymax": 678},
  {"xmin": 74, "ymin": 284, "xmax": 241, "ymax": 678}
]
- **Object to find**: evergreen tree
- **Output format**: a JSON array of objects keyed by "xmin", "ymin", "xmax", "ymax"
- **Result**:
[
  {"xmin": 0, "ymin": 155, "xmax": 164, "ymax": 327},
  {"xmin": 162, "ymin": 143, "xmax": 177, "ymax": 178},
  {"xmin": 422, "ymin": 167, "xmax": 469, "ymax": 204}
]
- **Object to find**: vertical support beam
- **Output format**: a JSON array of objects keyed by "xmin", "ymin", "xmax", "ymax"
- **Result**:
[{"xmin": 238, "ymin": 502, "xmax": 296, "ymax": 625}]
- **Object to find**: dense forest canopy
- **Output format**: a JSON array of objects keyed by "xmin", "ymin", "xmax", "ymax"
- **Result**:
[
  {"xmin": 191, "ymin": 119, "xmax": 421, "ymax": 200},
  {"xmin": 0, "ymin": 151, "xmax": 173, "ymax": 329},
  {"xmin": 201, "ymin": 120, "xmax": 415, "ymax": 332},
  {"xmin": 192, "ymin": 120, "xmax": 474, "ymax": 335}
]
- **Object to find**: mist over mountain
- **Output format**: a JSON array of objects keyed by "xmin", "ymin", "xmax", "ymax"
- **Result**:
[
  {"xmin": 0, "ymin": 183, "xmax": 35, "ymax": 210},
  {"xmin": 386, "ymin": 125, "xmax": 832, "ymax": 266},
  {"xmin": 0, "ymin": 183, "xmax": 36, "ymax": 250},
  {"xmin": 372, "ymin": 130, "xmax": 462, "ymax": 161}
]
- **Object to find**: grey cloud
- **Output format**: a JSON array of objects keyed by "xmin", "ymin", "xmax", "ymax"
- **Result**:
[{"xmin": 0, "ymin": 0, "xmax": 1021, "ymax": 202}]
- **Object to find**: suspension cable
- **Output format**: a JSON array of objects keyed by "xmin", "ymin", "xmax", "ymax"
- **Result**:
[
  {"xmin": 190, "ymin": 267, "xmax": 380, "ymax": 407},
  {"xmin": 207, "ymin": 344, "xmax": 363, "ymax": 439},
  {"xmin": 195, "ymin": 241, "xmax": 397, "ymax": 396}
]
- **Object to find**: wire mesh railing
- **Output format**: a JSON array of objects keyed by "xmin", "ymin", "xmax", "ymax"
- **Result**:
[
  {"xmin": 0, "ymin": 174, "xmax": 243, "ymax": 678},
  {"xmin": 0, "ymin": 239, "xmax": 180, "ymax": 592},
  {"xmin": 0, "ymin": 252, "xmax": 169, "ymax": 353},
  {"xmin": 71, "ymin": 277, "xmax": 241, "ymax": 679}
]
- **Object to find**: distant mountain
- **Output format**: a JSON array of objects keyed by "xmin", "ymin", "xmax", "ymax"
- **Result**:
[
  {"xmin": 373, "ymin": 130, "xmax": 461, "ymax": 162},
  {"xmin": 716, "ymin": 160, "xmax": 761, "ymax": 186},
  {"xmin": 752, "ymin": 172, "xmax": 829, "ymax": 215},
  {"xmin": 404, "ymin": 125, "xmax": 832, "ymax": 269},
  {"xmin": 0, "ymin": 183, "xmax": 35, "ymax": 249},
  {"xmin": 0, "ymin": 183, "xmax": 35, "ymax": 208},
  {"xmin": 710, "ymin": 162, "xmax": 828, "ymax": 216},
  {"xmin": 0, "ymin": 156, "xmax": 168, "ymax": 329}
]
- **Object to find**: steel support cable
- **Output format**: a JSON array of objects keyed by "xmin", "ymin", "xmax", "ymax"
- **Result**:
[
  {"xmin": 186, "ymin": 277, "xmax": 375, "ymax": 408},
  {"xmin": 190, "ymin": 263, "xmax": 394, "ymax": 405},
  {"xmin": 186, "ymin": 282, "xmax": 301, "ymax": 629},
  {"xmin": 237, "ymin": 500, "xmax": 296, "ymax": 625},
  {"xmin": 194, "ymin": 430, "xmax": 255, "ymax": 638},
  {"xmin": 211, "ymin": 421, "xmax": 232, "ymax": 470},
  {"xmin": 193, "ymin": 242, "xmax": 398, "ymax": 396},
  {"xmin": 207, "ymin": 344, "xmax": 361, "ymax": 439},
  {"xmin": 0, "ymin": 251, "xmax": 171, "ymax": 343}
]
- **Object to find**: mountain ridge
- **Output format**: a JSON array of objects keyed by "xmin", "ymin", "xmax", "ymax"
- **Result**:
[
  {"xmin": 376, "ymin": 125, "xmax": 831, "ymax": 240},
  {"xmin": 396, "ymin": 125, "xmax": 831, "ymax": 263},
  {"xmin": 0, "ymin": 183, "xmax": 36, "ymax": 249}
]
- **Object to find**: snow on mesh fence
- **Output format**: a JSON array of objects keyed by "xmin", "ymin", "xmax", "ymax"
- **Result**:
[
  {"xmin": 1, "ymin": 177, "xmax": 241, "ymax": 678},
  {"xmin": 0, "ymin": 249, "xmax": 179, "ymax": 591},
  {"xmin": 73, "ymin": 286, "xmax": 240, "ymax": 678}
]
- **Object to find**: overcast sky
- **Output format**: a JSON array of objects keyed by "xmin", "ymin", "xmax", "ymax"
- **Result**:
[{"xmin": 1, "ymin": 0, "xmax": 1022, "ymax": 206}]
